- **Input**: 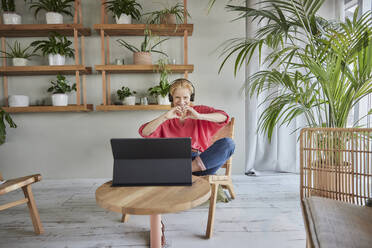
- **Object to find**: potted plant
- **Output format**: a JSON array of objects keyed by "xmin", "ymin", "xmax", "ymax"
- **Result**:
[
  {"xmin": 0, "ymin": 41, "xmax": 38, "ymax": 66},
  {"xmin": 144, "ymin": 2, "xmax": 190, "ymax": 24},
  {"xmin": 28, "ymin": 0, "xmax": 75, "ymax": 24},
  {"xmin": 1, "ymin": 0, "xmax": 21, "ymax": 24},
  {"xmin": 117, "ymin": 86, "xmax": 136, "ymax": 105},
  {"xmin": 104, "ymin": 0, "xmax": 142, "ymax": 24},
  {"xmin": 31, "ymin": 32, "xmax": 74, "ymax": 65},
  {"xmin": 218, "ymin": 1, "xmax": 372, "ymax": 195},
  {"xmin": 148, "ymin": 58, "xmax": 171, "ymax": 105},
  {"xmin": 0, "ymin": 107, "xmax": 16, "ymax": 145},
  {"xmin": 116, "ymin": 29, "xmax": 168, "ymax": 64},
  {"xmin": 47, "ymin": 74, "xmax": 76, "ymax": 106}
]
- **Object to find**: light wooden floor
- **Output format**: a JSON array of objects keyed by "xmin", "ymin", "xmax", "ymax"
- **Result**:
[{"xmin": 0, "ymin": 174, "xmax": 306, "ymax": 248}]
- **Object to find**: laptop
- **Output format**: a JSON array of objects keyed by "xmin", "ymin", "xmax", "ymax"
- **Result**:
[{"xmin": 110, "ymin": 138, "xmax": 192, "ymax": 186}]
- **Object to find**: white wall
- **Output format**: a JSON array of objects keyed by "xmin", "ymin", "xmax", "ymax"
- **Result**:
[{"xmin": 0, "ymin": 0, "xmax": 246, "ymax": 179}]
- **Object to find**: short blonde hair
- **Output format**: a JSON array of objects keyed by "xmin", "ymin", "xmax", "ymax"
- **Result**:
[{"xmin": 169, "ymin": 78, "xmax": 194, "ymax": 97}]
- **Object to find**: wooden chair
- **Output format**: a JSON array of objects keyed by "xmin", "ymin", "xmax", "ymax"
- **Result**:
[
  {"xmin": 121, "ymin": 118, "xmax": 236, "ymax": 238},
  {"xmin": 300, "ymin": 128, "xmax": 372, "ymax": 248},
  {"xmin": 0, "ymin": 172, "xmax": 44, "ymax": 234},
  {"xmin": 203, "ymin": 117, "xmax": 235, "ymax": 238}
]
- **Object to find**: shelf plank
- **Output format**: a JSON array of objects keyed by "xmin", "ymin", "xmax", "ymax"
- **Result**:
[
  {"xmin": 93, "ymin": 24, "xmax": 193, "ymax": 36},
  {"xmin": 0, "ymin": 66, "xmax": 92, "ymax": 76},
  {"xmin": 0, "ymin": 24, "xmax": 91, "ymax": 37},
  {"xmin": 2, "ymin": 104, "xmax": 93, "ymax": 113},
  {"xmin": 96, "ymin": 104, "xmax": 171, "ymax": 111},
  {"xmin": 95, "ymin": 64, "xmax": 193, "ymax": 73}
]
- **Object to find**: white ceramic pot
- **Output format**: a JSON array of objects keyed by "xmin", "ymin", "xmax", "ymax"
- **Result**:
[
  {"xmin": 12, "ymin": 58, "xmax": 28, "ymax": 66},
  {"xmin": 157, "ymin": 95, "xmax": 170, "ymax": 105},
  {"xmin": 48, "ymin": 54, "xmax": 66, "ymax": 66},
  {"xmin": 133, "ymin": 52, "xmax": 152, "ymax": 65},
  {"xmin": 115, "ymin": 14, "xmax": 131, "ymax": 24},
  {"xmin": 52, "ymin": 94, "xmax": 68, "ymax": 106},
  {"xmin": 123, "ymin": 96, "xmax": 136, "ymax": 105},
  {"xmin": 3, "ymin": 12, "xmax": 21, "ymax": 24},
  {"xmin": 46, "ymin": 12, "xmax": 63, "ymax": 24},
  {"xmin": 9, "ymin": 95, "xmax": 29, "ymax": 107}
]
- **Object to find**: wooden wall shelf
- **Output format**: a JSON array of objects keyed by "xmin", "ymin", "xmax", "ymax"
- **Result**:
[
  {"xmin": 96, "ymin": 104, "xmax": 171, "ymax": 111},
  {"xmin": 2, "ymin": 104, "xmax": 93, "ymax": 113},
  {"xmin": 0, "ymin": 66, "xmax": 92, "ymax": 76},
  {"xmin": 95, "ymin": 64, "xmax": 194, "ymax": 73},
  {"xmin": 0, "ymin": 24, "xmax": 91, "ymax": 37},
  {"xmin": 93, "ymin": 24, "xmax": 193, "ymax": 36}
]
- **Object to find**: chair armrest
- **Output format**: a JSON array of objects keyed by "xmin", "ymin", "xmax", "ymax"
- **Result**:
[{"xmin": 0, "ymin": 174, "xmax": 42, "ymax": 195}]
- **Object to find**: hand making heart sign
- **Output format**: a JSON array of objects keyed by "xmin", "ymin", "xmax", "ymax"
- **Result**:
[{"xmin": 166, "ymin": 105, "xmax": 200, "ymax": 121}]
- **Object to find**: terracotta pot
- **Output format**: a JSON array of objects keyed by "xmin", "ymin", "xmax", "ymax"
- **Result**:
[
  {"xmin": 161, "ymin": 14, "xmax": 176, "ymax": 24},
  {"xmin": 133, "ymin": 52, "xmax": 152, "ymax": 65}
]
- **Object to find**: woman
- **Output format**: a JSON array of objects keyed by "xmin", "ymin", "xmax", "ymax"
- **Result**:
[{"xmin": 139, "ymin": 78, "xmax": 235, "ymax": 176}]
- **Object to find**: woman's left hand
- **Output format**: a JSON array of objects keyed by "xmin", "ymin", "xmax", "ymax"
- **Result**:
[{"xmin": 182, "ymin": 106, "xmax": 200, "ymax": 120}]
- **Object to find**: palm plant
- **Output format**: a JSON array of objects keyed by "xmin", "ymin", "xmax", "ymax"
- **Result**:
[
  {"xmin": 0, "ymin": 107, "xmax": 16, "ymax": 145},
  {"xmin": 144, "ymin": 2, "xmax": 190, "ymax": 24},
  {"xmin": 218, "ymin": 0, "xmax": 372, "ymax": 141},
  {"xmin": 0, "ymin": 41, "xmax": 38, "ymax": 59},
  {"xmin": 28, "ymin": 0, "xmax": 75, "ymax": 18},
  {"xmin": 30, "ymin": 32, "xmax": 74, "ymax": 57},
  {"xmin": 117, "ymin": 29, "xmax": 168, "ymax": 55},
  {"xmin": 104, "ymin": 0, "xmax": 142, "ymax": 20}
]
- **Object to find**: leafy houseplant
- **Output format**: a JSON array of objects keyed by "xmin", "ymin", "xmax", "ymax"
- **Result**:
[
  {"xmin": 218, "ymin": 0, "xmax": 372, "ymax": 140},
  {"xmin": 31, "ymin": 32, "xmax": 74, "ymax": 65},
  {"xmin": 1, "ymin": 0, "xmax": 21, "ymax": 24},
  {"xmin": 148, "ymin": 58, "xmax": 171, "ymax": 105},
  {"xmin": 104, "ymin": 0, "xmax": 142, "ymax": 24},
  {"xmin": 28, "ymin": 0, "xmax": 75, "ymax": 24},
  {"xmin": 117, "ymin": 29, "xmax": 168, "ymax": 64},
  {"xmin": 144, "ymin": 2, "xmax": 190, "ymax": 24},
  {"xmin": 0, "ymin": 41, "xmax": 38, "ymax": 66},
  {"xmin": 47, "ymin": 74, "xmax": 76, "ymax": 106},
  {"xmin": 117, "ymin": 86, "xmax": 136, "ymax": 105},
  {"xmin": 0, "ymin": 107, "xmax": 17, "ymax": 145}
]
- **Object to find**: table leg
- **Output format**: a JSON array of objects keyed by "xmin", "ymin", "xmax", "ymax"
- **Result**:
[{"xmin": 150, "ymin": 214, "xmax": 162, "ymax": 248}]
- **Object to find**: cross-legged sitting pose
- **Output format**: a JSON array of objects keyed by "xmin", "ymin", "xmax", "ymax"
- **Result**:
[{"xmin": 139, "ymin": 78, "xmax": 235, "ymax": 176}]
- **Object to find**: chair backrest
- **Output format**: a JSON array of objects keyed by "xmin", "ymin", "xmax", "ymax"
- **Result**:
[
  {"xmin": 300, "ymin": 128, "xmax": 372, "ymax": 206},
  {"xmin": 210, "ymin": 117, "xmax": 235, "ymax": 176}
]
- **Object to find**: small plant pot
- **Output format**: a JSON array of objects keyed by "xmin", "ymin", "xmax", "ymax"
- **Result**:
[
  {"xmin": 3, "ymin": 12, "xmax": 21, "ymax": 24},
  {"xmin": 48, "ymin": 54, "xmax": 66, "ymax": 66},
  {"xmin": 115, "ymin": 14, "xmax": 131, "ymax": 24},
  {"xmin": 133, "ymin": 52, "xmax": 152, "ymax": 65},
  {"xmin": 52, "ymin": 94, "xmax": 68, "ymax": 106},
  {"xmin": 157, "ymin": 95, "xmax": 170, "ymax": 105},
  {"xmin": 46, "ymin": 12, "xmax": 63, "ymax": 24},
  {"xmin": 8, "ymin": 95, "xmax": 29, "ymax": 107},
  {"xmin": 12, "ymin": 58, "xmax": 28, "ymax": 66},
  {"xmin": 161, "ymin": 14, "xmax": 177, "ymax": 24},
  {"xmin": 123, "ymin": 96, "xmax": 136, "ymax": 105}
]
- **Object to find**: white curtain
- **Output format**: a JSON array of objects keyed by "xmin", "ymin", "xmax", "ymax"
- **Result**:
[{"xmin": 244, "ymin": 0, "xmax": 344, "ymax": 174}]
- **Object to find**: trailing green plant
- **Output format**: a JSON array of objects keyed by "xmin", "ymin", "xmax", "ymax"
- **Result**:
[
  {"xmin": 0, "ymin": 107, "xmax": 16, "ymax": 145},
  {"xmin": 30, "ymin": 32, "xmax": 74, "ymax": 57},
  {"xmin": 148, "ymin": 58, "xmax": 171, "ymax": 97},
  {"xmin": 27, "ymin": 0, "xmax": 74, "ymax": 18},
  {"xmin": 1, "ymin": 0, "xmax": 15, "ymax": 12},
  {"xmin": 47, "ymin": 74, "xmax": 76, "ymax": 94},
  {"xmin": 117, "ymin": 86, "xmax": 136, "ymax": 100},
  {"xmin": 104, "ymin": 0, "xmax": 142, "ymax": 20},
  {"xmin": 217, "ymin": 0, "xmax": 372, "ymax": 141},
  {"xmin": 144, "ymin": 2, "xmax": 190, "ymax": 24},
  {"xmin": 0, "ymin": 41, "xmax": 38, "ymax": 59},
  {"xmin": 117, "ymin": 29, "xmax": 168, "ymax": 55}
]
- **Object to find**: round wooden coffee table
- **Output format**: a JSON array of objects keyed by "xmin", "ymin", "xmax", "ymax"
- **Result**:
[{"xmin": 96, "ymin": 176, "xmax": 210, "ymax": 248}]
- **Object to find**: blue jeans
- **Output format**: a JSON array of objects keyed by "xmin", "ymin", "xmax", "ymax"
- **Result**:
[{"xmin": 192, "ymin": 138, "xmax": 235, "ymax": 176}]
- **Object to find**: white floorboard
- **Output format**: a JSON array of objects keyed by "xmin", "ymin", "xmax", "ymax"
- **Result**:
[{"xmin": 0, "ymin": 174, "xmax": 306, "ymax": 248}]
